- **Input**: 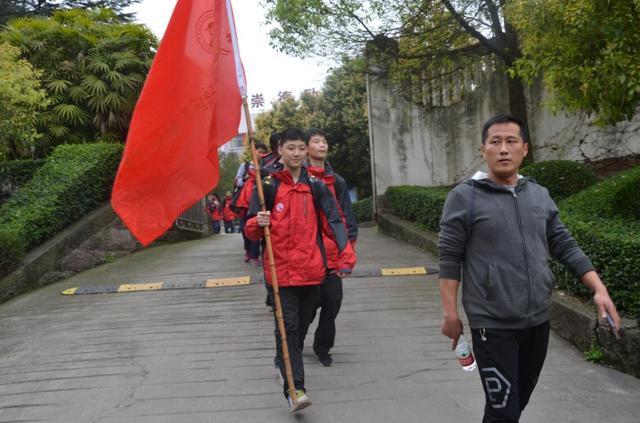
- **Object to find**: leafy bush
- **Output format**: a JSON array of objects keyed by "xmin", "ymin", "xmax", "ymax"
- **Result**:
[
  {"xmin": 385, "ymin": 185, "xmax": 450, "ymax": 232},
  {"xmin": 0, "ymin": 159, "xmax": 46, "ymax": 203},
  {"xmin": 553, "ymin": 166, "xmax": 640, "ymax": 319},
  {"xmin": 520, "ymin": 160, "xmax": 598, "ymax": 201},
  {"xmin": 0, "ymin": 142, "xmax": 123, "ymax": 275},
  {"xmin": 352, "ymin": 197, "xmax": 373, "ymax": 222}
]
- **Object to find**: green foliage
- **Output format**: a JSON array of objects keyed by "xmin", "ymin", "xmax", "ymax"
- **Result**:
[
  {"xmin": 509, "ymin": 0, "xmax": 640, "ymax": 125},
  {"xmin": 0, "ymin": 142, "xmax": 123, "ymax": 274},
  {"xmin": 385, "ymin": 185, "xmax": 450, "ymax": 232},
  {"xmin": 0, "ymin": 42, "xmax": 49, "ymax": 161},
  {"xmin": 0, "ymin": 1, "xmax": 141, "ymax": 25},
  {"xmin": 584, "ymin": 343, "xmax": 605, "ymax": 363},
  {"xmin": 553, "ymin": 166, "xmax": 640, "ymax": 319},
  {"xmin": 0, "ymin": 227, "xmax": 25, "ymax": 273},
  {"xmin": 254, "ymin": 58, "xmax": 371, "ymax": 197},
  {"xmin": 520, "ymin": 160, "xmax": 598, "ymax": 202},
  {"xmin": 0, "ymin": 159, "xmax": 46, "ymax": 203},
  {"xmin": 352, "ymin": 197, "xmax": 373, "ymax": 222},
  {"xmin": 214, "ymin": 151, "xmax": 240, "ymax": 197},
  {"xmin": 1, "ymin": 9, "xmax": 156, "ymax": 155}
]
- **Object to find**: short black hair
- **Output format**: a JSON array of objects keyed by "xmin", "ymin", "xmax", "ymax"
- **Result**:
[
  {"xmin": 306, "ymin": 127, "xmax": 327, "ymax": 140},
  {"xmin": 279, "ymin": 127, "xmax": 307, "ymax": 146},
  {"xmin": 254, "ymin": 142, "xmax": 267, "ymax": 152},
  {"xmin": 481, "ymin": 113, "xmax": 528, "ymax": 144},
  {"xmin": 269, "ymin": 132, "xmax": 281, "ymax": 152}
]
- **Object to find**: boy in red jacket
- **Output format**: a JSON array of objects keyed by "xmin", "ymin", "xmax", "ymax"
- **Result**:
[
  {"xmin": 302, "ymin": 128, "xmax": 358, "ymax": 367},
  {"xmin": 244, "ymin": 128, "xmax": 354, "ymax": 412}
]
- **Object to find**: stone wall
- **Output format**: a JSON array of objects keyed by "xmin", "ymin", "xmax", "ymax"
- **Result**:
[{"xmin": 367, "ymin": 59, "xmax": 640, "ymax": 194}]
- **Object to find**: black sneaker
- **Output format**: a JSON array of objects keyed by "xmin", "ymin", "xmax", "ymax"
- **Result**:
[{"xmin": 317, "ymin": 353, "xmax": 332, "ymax": 367}]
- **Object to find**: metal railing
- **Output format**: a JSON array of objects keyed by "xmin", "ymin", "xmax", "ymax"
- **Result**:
[{"xmin": 175, "ymin": 198, "xmax": 207, "ymax": 233}]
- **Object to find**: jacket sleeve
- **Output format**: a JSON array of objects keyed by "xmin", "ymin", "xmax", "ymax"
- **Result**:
[
  {"xmin": 437, "ymin": 187, "xmax": 469, "ymax": 281},
  {"xmin": 334, "ymin": 174, "xmax": 358, "ymax": 242},
  {"xmin": 546, "ymin": 197, "xmax": 595, "ymax": 278},
  {"xmin": 317, "ymin": 181, "xmax": 349, "ymax": 254}
]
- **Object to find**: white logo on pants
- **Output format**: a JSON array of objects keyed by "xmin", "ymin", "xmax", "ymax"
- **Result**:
[{"xmin": 481, "ymin": 367, "xmax": 512, "ymax": 409}]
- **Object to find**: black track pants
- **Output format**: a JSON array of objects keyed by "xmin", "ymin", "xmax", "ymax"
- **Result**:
[
  {"xmin": 471, "ymin": 321, "xmax": 550, "ymax": 423},
  {"xmin": 313, "ymin": 273, "xmax": 343, "ymax": 355},
  {"xmin": 271, "ymin": 285, "xmax": 321, "ymax": 397}
]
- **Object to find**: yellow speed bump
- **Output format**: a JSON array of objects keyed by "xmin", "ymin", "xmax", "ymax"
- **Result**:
[
  {"xmin": 381, "ymin": 267, "xmax": 427, "ymax": 276},
  {"xmin": 62, "ymin": 287, "xmax": 78, "ymax": 295},
  {"xmin": 205, "ymin": 276, "xmax": 251, "ymax": 288},
  {"xmin": 117, "ymin": 282, "xmax": 164, "ymax": 292}
]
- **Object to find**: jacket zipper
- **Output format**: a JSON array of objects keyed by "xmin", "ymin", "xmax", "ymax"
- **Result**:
[{"xmin": 512, "ymin": 190, "xmax": 532, "ymax": 319}]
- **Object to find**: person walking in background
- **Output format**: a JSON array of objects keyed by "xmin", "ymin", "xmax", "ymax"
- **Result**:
[
  {"xmin": 301, "ymin": 127, "xmax": 357, "ymax": 367},
  {"xmin": 438, "ymin": 113, "xmax": 621, "ymax": 423},
  {"xmin": 206, "ymin": 193, "xmax": 222, "ymax": 234},
  {"xmin": 233, "ymin": 142, "xmax": 268, "ymax": 265},
  {"xmin": 221, "ymin": 191, "xmax": 237, "ymax": 233}
]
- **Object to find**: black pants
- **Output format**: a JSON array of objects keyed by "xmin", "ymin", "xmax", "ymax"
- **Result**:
[
  {"xmin": 239, "ymin": 216, "xmax": 260, "ymax": 259},
  {"xmin": 313, "ymin": 273, "xmax": 343, "ymax": 355},
  {"xmin": 271, "ymin": 285, "xmax": 321, "ymax": 397},
  {"xmin": 223, "ymin": 220, "xmax": 234, "ymax": 233},
  {"xmin": 471, "ymin": 321, "xmax": 550, "ymax": 423}
]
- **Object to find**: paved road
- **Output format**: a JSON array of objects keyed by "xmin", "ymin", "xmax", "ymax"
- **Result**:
[{"xmin": 1, "ymin": 228, "xmax": 638, "ymax": 423}]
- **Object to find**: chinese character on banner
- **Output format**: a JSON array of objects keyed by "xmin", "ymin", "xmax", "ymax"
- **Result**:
[
  {"xmin": 277, "ymin": 91, "xmax": 293, "ymax": 101},
  {"xmin": 251, "ymin": 93, "xmax": 264, "ymax": 108},
  {"xmin": 303, "ymin": 88, "xmax": 318, "ymax": 96}
]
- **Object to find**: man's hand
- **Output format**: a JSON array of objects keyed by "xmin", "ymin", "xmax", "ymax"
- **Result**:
[
  {"xmin": 594, "ymin": 289, "xmax": 621, "ymax": 332},
  {"xmin": 441, "ymin": 314, "xmax": 464, "ymax": 350},
  {"xmin": 256, "ymin": 211, "xmax": 270, "ymax": 228}
]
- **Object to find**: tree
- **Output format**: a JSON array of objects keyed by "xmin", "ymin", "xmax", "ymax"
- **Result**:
[
  {"xmin": 0, "ymin": 0, "xmax": 141, "ymax": 24},
  {"xmin": 253, "ymin": 58, "xmax": 372, "ymax": 197},
  {"xmin": 1, "ymin": 8, "xmax": 156, "ymax": 155},
  {"xmin": 0, "ymin": 42, "xmax": 49, "ymax": 160},
  {"xmin": 264, "ymin": 0, "xmax": 533, "ymax": 157},
  {"xmin": 215, "ymin": 151, "xmax": 241, "ymax": 197},
  {"xmin": 508, "ymin": 0, "xmax": 640, "ymax": 126}
]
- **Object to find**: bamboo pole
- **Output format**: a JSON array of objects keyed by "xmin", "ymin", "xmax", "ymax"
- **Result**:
[{"xmin": 241, "ymin": 97, "xmax": 297, "ymax": 404}]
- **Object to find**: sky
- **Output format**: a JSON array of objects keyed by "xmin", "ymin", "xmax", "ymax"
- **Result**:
[{"xmin": 127, "ymin": 0, "xmax": 332, "ymax": 112}]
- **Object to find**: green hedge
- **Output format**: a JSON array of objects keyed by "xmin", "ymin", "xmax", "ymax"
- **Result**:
[
  {"xmin": 0, "ymin": 159, "xmax": 46, "ymax": 203},
  {"xmin": 353, "ymin": 197, "xmax": 373, "ymax": 222},
  {"xmin": 385, "ymin": 185, "xmax": 450, "ymax": 232},
  {"xmin": 0, "ymin": 143, "xmax": 123, "ymax": 275},
  {"xmin": 553, "ymin": 166, "xmax": 640, "ymax": 319},
  {"xmin": 520, "ymin": 160, "xmax": 598, "ymax": 202}
]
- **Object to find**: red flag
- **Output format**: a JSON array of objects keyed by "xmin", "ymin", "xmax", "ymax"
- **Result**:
[{"xmin": 111, "ymin": 0, "xmax": 246, "ymax": 246}]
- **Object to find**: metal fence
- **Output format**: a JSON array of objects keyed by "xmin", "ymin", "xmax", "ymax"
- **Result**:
[{"xmin": 175, "ymin": 198, "xmax": 207, "ymax": 233}]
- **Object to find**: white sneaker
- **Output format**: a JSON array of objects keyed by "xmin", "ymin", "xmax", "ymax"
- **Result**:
[{"xmin": 288, "ymin": 389, "xmax": 311, "ymax": 412}]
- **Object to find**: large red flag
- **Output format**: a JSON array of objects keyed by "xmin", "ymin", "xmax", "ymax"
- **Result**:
[{"xmin": 112, "ymin": 0, "xmax": 246, "ymax": 246}]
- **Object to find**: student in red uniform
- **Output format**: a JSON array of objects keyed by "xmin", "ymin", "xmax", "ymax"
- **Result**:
[
  {"xmin": 221, "ymin": 191, "xmax": 237, "ymax": 233},
  {"xmin": 301, "ymin": 128, "xmax": 358, "ymax": 366},
  {"xmin": 206, "ymin": 193, "xmax": 222, "ymax": 234},
  {"xmin": 244, "ymin": 127, "xmax": 352, "ymax": 412}
]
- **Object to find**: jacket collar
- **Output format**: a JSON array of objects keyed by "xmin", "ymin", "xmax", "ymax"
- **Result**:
[{"xmin": 468, "ymin": 170, "xmax": 528, "ymax": 192}]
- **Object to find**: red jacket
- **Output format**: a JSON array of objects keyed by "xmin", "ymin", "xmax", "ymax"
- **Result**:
[
  {"xmin": 222, "ymin": 197, "xmax": 237, "ymax": 221},
  {"xmin": 206, "ymin": 201, "xmax": 222, "ymax": 221},
  {"xmin": 308, "ymin": 165, "xmax": 357, "ymax": 271},
  {"xmin": 244, "ymin": 168, "xmax": 351, "ymax": 287}
]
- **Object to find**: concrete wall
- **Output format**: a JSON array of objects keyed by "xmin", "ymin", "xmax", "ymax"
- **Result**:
[{"xmin": 367, "ymin": 59, "xmax": 640, "ymax": 194}]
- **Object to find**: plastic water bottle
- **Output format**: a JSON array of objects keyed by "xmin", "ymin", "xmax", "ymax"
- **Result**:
[{"xmin": 455, "ymin": 335, "xmax": 477, "ymax": 372}]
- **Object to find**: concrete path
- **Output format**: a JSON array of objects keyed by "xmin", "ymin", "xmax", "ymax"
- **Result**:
[{"xmin": 0, "ymin": 228, "xmax": 638, "ymax": 423}]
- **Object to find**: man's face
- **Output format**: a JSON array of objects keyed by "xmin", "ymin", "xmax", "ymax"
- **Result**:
[
  {"xmin": 480, "ymin": 122, "xmax": 528, "ymax": 181},
  {"xmin": 256, "ymin": 147, "xmax": 267, "ymax": 156},
  {"xmin": 307, "ymin": 134, "xmax": 329, "ymax": 161},
  {"xmin": 278, "ymin": 139, "xmax": 307, "ymax": 170}
]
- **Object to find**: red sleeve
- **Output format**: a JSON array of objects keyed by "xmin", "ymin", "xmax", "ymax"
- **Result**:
[
  {"xmin": 244, "ymin": 216, "xmax": 264, "ymax": 241},
  {"xmin": 336, "ymin": 239, "xmax": 356, "ymax": 273}
]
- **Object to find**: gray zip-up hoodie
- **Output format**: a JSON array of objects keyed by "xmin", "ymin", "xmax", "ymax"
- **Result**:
[{"xmin": 438, "ymin": 172, "xmax": 595, "ymax": 329}]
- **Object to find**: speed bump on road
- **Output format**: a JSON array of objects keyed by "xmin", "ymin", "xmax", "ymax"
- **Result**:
[{"xmin": 61, "ymin": 266, "xmax": 438, "ymax": 296}]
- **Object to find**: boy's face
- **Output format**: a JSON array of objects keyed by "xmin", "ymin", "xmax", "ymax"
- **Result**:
[
  {"xmin": 278, "ymin": 139, "xmax": 307, "ymax": 170},
  {"xmin": 256, "ymin": 147, "xmax": 267, "ymax": 156},
  {"xmin": 307, "ymin": 134, "xmax": 329, "ymax": 161},
  {"xmin": 480, "ymin": 122, "xmax": 528, "ymax": 181}
]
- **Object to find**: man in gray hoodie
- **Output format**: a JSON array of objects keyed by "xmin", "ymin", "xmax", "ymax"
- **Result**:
[{"xmin": 438, "ymin": 113, "xmax": 620, "ymax": 423}]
